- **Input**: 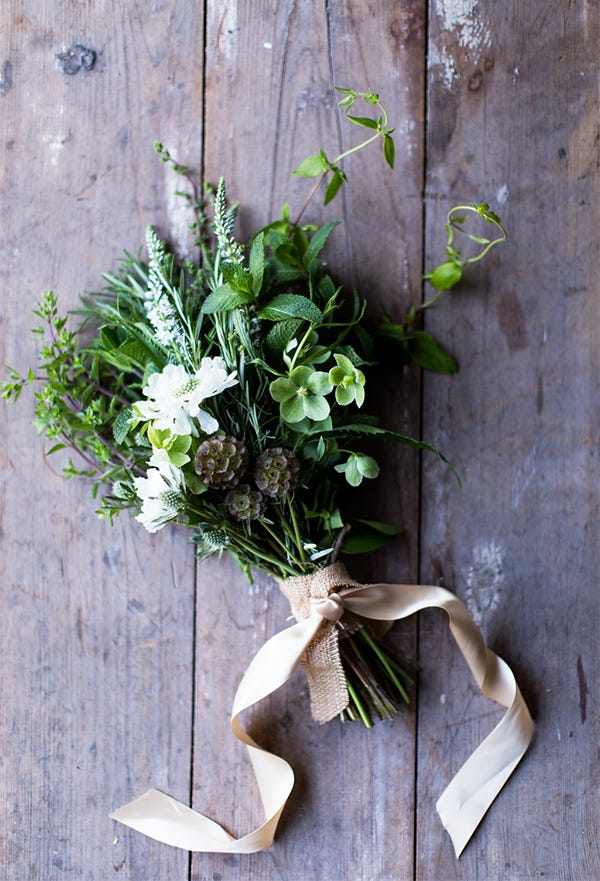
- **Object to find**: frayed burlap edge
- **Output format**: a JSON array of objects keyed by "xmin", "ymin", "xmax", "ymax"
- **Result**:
[{"xmin": 277, "ymin": 562, "xmax": 364, "ymax": 723}]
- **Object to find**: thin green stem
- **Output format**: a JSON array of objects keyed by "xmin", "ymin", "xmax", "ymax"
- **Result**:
[
  {"xmin": 345, "ymin": 677, "xmax": 373, "ymax": 728},
  {"xmin": 360, "ymin": 629, "xmax": 411, "ymax": 703}
]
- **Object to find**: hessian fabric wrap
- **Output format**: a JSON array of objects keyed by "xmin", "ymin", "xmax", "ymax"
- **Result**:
[{"xmin": 111, "ymin": 563, "xmax": 534, "ymax": 859}]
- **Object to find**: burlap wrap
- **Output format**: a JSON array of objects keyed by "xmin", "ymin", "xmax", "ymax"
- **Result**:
[{"xmin": 278, "ymin": 562, "xmax": 365, "ymax": 723}]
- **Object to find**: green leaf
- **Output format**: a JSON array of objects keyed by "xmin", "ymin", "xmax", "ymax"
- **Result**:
[
  {"xmin": 383, "ymin": 134, "xmax": 395, "ymax": 169},
  {"xmin": 406, "ymin": 332, "xmax": 458, "ymax": 374},
  {"xmin": 429, "ymin": 260, "xmax": 462, "ymax": 291},
  {"xmin": 303, "ymin": 221, "xmax": 339, "ymax": 268},
  {"xmin": 249, "ymin": 232, "xmax": 265, "ymax": 296},
  {"xmin": 45, "ymin": 443, "xmax": 66, "ymax": 455},
  {"xmin": 202, "ymin": 284, "xmax": 254, "ymax": 313},
  {"xmin": 264, "ymin": 318, "xmax": 303, "ymax": 359},
  {"xmin": 346, "ymin": 115, "xmax": 379, "ymax": 129},
  {"xmin": 259, "ymin": 294, "xmax": 323, "ymax": 324},
  {"xmin": 354, "ymin": 518, "xmax": 403, "ymax": 536},
  {"xmin": 113, "ymin": 407, "xmax": 133, "ymax": 444},
  {"xmin": 341, "ymin": 527, "xmax": 398, "ymax": 555},
  {"xmin": 184, "ymin": 472, "xmax": 209, "ymax": 495},
  {"xmin": 293, "ymin": 154, "xmax": 327, "ymax": 177},
  {"xmin": 324, "ymin": 171, "xmax": 344, "ymax": 205},
  {"xmin": 117, "ymin": 340, "xmax": 157, "ymax": 369}
]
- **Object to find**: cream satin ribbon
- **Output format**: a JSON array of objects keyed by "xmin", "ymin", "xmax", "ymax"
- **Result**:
[{"xmin": 110, "ymin": 581, "xmax": 534, "ymax": 858}]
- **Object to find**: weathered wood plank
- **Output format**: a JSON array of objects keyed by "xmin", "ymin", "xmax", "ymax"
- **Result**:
[
  {"xmin": 191, "ymin": 2, "xmax": 426, "ymax": 880},
  {"xmin": 0, "ymin": 3, "xmax": 202, "ymax": 878},
  {"xmin": 418, "ymin": 0, "xmax": 599, "ymax": 878}
]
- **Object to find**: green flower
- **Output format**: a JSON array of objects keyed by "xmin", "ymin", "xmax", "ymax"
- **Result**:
[
  {"xmin": 270, "ymin": 366, "xmax": 333, "ymax": 423},
  {"xmin": 147, "ymin": 425, "xmax": 192, "ymax": 467},
  {"xmin": 328, "ymin": 354, "xmax": 366, "ymax": 407},
  {"xmin": 335, "ymin": 452, "xmax": 379, "ymax": 487}
]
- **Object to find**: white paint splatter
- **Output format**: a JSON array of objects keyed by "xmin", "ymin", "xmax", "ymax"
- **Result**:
[
  {"xmin": 440, "ymin": 693, "xmax": 447, "ymax": 705},
  {"xmin": 42, "ymin": 132, "xmax": 69, "ymax": 166},
  {"xmin": 263, "ymin": 41, "xmax": 272, "ymax": 50},
  {"xmin": 556, "ymin": 724, "xmax": 562, "ymax": 742},
  {"xmin": 512, "ymin": 445, "xmax": 537, "ymax": 510},
  {"xmin": 496, "ymin": 184, "xmax": 510, "ymax": 204},
  {"xmin": 431, "ymin": 0, "xmax": 492, "ymax": 90},
  {"xmin": 428, "ymin": 42, "xmax": 459, "ymax": 89},
  {"xmin": 438, "ymin": 0, "xmax": 491, "ymax": 52},
  {"xmin": 512, "ymin": 66, "xmax": 520, "ymax": 84},
  {"xmin": 464, "ymin": 540, "xmax": 505, "ymax": 628}
]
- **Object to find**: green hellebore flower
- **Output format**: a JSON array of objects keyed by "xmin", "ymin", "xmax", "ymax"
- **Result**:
[
  {"xmin": 270, "ymin": 366, "xmax": 333, "ymax": 424},
  {"xmin": 334, "ymin": 451, "xmax": 380, "ymax": 487},
  {"xmin": 328, "ymin": 353, "xmax": 366, "ymax": 407}
]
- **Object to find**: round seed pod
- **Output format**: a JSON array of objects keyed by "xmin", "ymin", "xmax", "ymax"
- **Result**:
[
  {"xmin": 254, "ymin": 447, "xmax": 300, "ymax": 498},
  {"xmin": 194, "ymin": 433, "xmax": 249, "ymax": 489}
]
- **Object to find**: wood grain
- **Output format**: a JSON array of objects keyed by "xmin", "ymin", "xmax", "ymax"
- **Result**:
[
  {"xmin": 1, "ymin": 0, "xmax": 597, "ymax": 879},
  {"xmin": 191, "ymin": 3, "xmax": 425, "ymax": 880},
  {"xmin": 0, "ymin": 3, "xmax": 202, "ymax": 879},
  {"xmin": 418, "ymin": 0, "xmax": 599, "ymax": 878}
]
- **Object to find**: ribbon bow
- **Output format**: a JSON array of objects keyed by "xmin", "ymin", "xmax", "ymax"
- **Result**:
[
  {"xmin": 111, "ymin": 565, "xmax": 534, "ymax": 858},
  {"xmin": 278, "ymin": 562, "xmax": 368, "ymax": 723}
]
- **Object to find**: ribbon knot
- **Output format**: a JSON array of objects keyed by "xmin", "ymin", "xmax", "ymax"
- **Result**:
[
  {"xmin": 278, "ymin": 562, "xmax": 363, "ymax": 723},
  {"xmin": 310, "ymin": 592, "xmax": 345, "ymax": 621}
]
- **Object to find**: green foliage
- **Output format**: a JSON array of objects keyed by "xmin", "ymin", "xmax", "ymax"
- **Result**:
[{"xmin": 2, "ymin": 90, "xmax": 504, "ymax": 582}]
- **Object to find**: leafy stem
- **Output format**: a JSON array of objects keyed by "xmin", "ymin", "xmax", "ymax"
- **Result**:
[{"xmin": 292, "ymin": 88, "xmax": 395, "ymax": 225}]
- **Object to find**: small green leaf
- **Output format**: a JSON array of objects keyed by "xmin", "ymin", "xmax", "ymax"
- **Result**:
[
  {"xmin": 202, "ymin": 284, "xmax": 254, "ymax": 313},
  {"xmin": 354, "ymin": 518, "xmax": 403, "ymax": 535},
  {"xmin": 383, "ymin": 133, "xmax": 395, "ymax": 169},
  {"xmin": 293, "ymin": 154, "xmax": 327, "ymax": 177},
  {"xmin": 249, "ymin": 232, "xmax": 265, "ymax": 295},
  {"xmin": 324, "ymin": 171, "xmax": 344, "ymax": 205},
  {"xmin": 113, "ymin": 407, "xmax": 133, "ymax": 444},
  {"xmin": 341, "ymin": 528, "xmax": 398, "ymax": 554},
  {"xmin": 259, "ymin": 294, "xmax": 323, "ymax": 324},
  {"xmin": 346, "ymin": 115, "xmax": 379, "ymax": 129},
  {"xmin": 264, "ymin": 319, "xmax": 303, "ymax": 359},
  {"xmin": 406, "ymin": 332, "xmax": 458, "ymax": 374},
  {"xmin": 45, "ymin": 443, "xmax": 66, "ymax": 455},
  {"xmin": 184, "ymin": 472, "xmax": 209, "ymax": 495},
  {"xmin": 428, "ymin": 260, "xmax": 463, "ymax": 291},
  {"xmin": 304, "ymin": 221, "xmax": 339, "ymax": 267}
]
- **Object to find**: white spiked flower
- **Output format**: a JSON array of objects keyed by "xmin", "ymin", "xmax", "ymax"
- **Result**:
[
  {"xmin": 133, "ymin": 461, "xmax": 186, "ymax": 533},
  {"xmin": 134, "ymin": 357, "xmax": 238, "ymax": 435}
]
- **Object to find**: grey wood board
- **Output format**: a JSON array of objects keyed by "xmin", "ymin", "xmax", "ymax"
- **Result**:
[{"xmin": 0, "ymin": 0, "xmax": 597, "ymax": 879}]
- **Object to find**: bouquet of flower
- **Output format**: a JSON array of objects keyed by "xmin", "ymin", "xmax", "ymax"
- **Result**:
[{"xmin": 3, "ymin": 89, "xmax": 529, "ymax": 858}]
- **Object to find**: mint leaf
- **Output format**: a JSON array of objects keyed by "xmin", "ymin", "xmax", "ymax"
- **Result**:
[{"xmin": 259, "ymin": 294, "xmax": 323, "ymax": 324}]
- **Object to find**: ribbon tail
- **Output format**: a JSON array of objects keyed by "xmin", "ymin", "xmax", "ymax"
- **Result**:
[
  {"xmin": 111, "ymin": 616, "xmax": 323, "ymax": 853},
  {"xmin": 343, "ymin": 582, "xmax": 534, "ymax": 858},
  {"xmin": 435, "ymin": 653, "xmax": 534, "ymax": 858}
]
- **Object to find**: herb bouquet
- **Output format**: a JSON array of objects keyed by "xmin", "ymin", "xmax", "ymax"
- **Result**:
[{"xmin": 3, "ymin": 89, "xmax": 530, "ymax": 857}]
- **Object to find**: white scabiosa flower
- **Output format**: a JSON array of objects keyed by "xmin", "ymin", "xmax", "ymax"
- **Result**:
[
  {"xmin": 134, "ymin": 358, "xmax": 238, "ymax": 435},
  {"xmin": 133, "ymin": 461, "xmax": 186, "ymax": 533}
]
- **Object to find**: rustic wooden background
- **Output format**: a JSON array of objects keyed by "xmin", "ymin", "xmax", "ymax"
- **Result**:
[{"xmin": 1, "ymin": 2, "xmax": 598, "ymax": 880}]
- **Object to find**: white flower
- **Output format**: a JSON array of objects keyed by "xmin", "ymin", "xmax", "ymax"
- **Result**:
[
  {"xmin": 133, "ymin": 461, "xmax": 186, "ymax": 533},
  {"xmin": 134, "ymin": 358, "xmax": 238, "ymax": 435}
]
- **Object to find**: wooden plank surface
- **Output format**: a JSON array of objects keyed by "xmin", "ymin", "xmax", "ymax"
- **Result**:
[
  {"xmin": 418, "ymin": 0, "xmax": 599, "ymax": 878},
  {"xmin": 191, "ymin": 3, "xmax": 425, "ymax": 880},
  {"xmin": 1, "ymin": 1, "xmax": 597, "ymax": 880},
  {"xmin": 0, "ymin": 3, "xmax": 202, "ymax": 879}
]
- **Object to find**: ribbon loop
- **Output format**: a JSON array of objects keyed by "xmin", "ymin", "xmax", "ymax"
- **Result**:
[{"xmin": 310, "ymin": 592, "xmax": 345, "ymax": 621}]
